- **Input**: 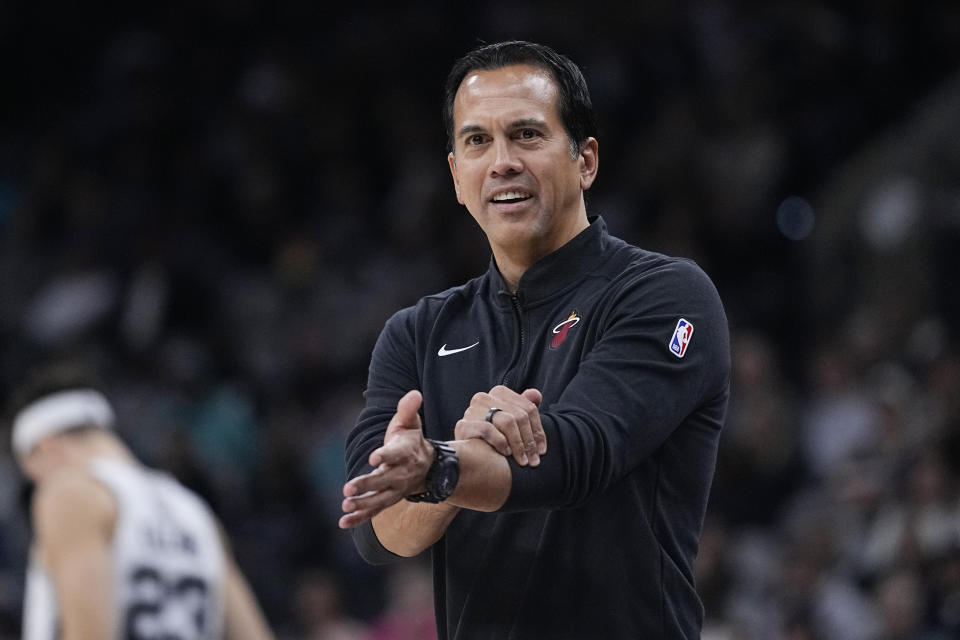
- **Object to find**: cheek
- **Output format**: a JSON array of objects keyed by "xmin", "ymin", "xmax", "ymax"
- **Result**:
[
  {"xmin": 22, "ymin": 454, "xmax": 44, "ymax": 482},
  {"xmin": 459, "ymin": 170, "xmax": 487, "ymax": 207},
  {"xmin": 555, "ymin": 166, "xmax": 583, "ymax": 202}
]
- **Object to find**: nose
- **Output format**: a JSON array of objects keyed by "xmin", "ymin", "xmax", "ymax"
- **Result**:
[{"xmin": 490, "ymin": 139, "xmax": 522, "ymax": 177}]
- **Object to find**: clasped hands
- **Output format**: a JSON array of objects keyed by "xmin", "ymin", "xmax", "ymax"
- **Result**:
[{"xmin": 339, "ymin": 385, "xmax": 545, "ymax": 529}]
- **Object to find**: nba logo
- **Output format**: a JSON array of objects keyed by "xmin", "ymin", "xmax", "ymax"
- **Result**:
[{"xmin": 669, "ymin": 318, "xmax": 693, "ymax": 358}]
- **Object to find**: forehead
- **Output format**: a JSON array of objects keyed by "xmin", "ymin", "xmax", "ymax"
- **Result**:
[{"xmin": 453, "ymin": 64, "xmax": 560, "ymax": 126}]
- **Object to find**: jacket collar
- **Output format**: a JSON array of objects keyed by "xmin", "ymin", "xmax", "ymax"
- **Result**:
[{"xmin": 488, "ymin": 216, "xmax": 610, "ymax": 307}]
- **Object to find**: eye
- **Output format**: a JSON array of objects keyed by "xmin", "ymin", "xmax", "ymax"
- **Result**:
[
  {"xmin": 467, "ymin": 134, "xmax": 487, "ymax": 146},
  {"xmin": 518, "ymin": 128, "xmax": 540, "ymax": 140}
]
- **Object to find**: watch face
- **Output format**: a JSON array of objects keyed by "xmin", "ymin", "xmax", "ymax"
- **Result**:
[
  {"xmin": 422, "ymin": 440, "xmax": 459, "ymax": 502},
  {"xmin": 438, "ymin": 471, "xmax": 454, "ymax": 494},
  {"xmin": 434, "ymin": 459, "xmax": 460, "ymax": 499},
  {"xmin": 438, "ymin": 476, "xmax": 451, "ymax": 494}
]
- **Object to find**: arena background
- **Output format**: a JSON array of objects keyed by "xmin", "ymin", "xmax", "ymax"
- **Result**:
[{"xmin": 1, "ymin": 2, "xmax": 959, "ymax": 638}]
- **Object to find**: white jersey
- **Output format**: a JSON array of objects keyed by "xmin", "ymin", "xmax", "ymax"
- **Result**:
[{"xmin": 22, "ymin": 458, "xmax": 226, "ymax": 640}]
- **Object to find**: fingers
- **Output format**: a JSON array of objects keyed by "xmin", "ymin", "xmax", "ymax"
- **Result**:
[
  {"xmin": 367, "ymin": 421, "xmax": 434, "ymax": 483},
  {"xmin": 520, "ymin": 388, "xmax": 546, "ymax": 456},
  {"xmin": 460, "ymin": 386, "xmax": 546, "ymax": 466},
  {"xmin": 339, "ymin": 510, "xmax": 373, "ymax": 529},
  {"xmin": 498, "ymin": 404, "xmax": 535, "ymax": 467},
  {"xmin": 454, "ymin": 418, "xmax": 511, "ymax": 457},
  {"xmin": 521, "ymin": 388, "xmax": 542, "ymax": 407},
  {"xmin": 339, "ymin": 471, "xmax": 395, "ymax": 529},
  {"xmin": 489, "ymin": 386, "xmax": 545, "ymax": 466},
  {"xmin": 344, "ymin": 464, "xmax": 397, "ymax": 497},
  {"xmin": 339, "ymin": 484, "xmax": 398, "ymax": 529},
  {"xmin": 339, "ymin": 461, "xmax": 418, "ymax": 529}
]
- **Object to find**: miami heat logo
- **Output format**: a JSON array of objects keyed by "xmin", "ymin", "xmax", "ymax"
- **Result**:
[{"xmin": 550, "ymin": 311, "xmax": 580, "ymax": 349}]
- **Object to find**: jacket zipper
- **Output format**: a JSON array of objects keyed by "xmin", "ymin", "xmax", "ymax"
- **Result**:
[{"xmin": 502, "ymin": 292, "xmax": 525, "ymax": 387}]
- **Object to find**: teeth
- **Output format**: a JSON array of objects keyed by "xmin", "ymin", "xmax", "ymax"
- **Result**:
[{"xmin": 493, "ymin": 190, "xmax": 531, "ymax": 202}]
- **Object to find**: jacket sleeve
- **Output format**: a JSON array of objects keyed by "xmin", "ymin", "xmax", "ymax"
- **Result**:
[
  {"xmin": 343, "ymin": 307, "xmax": 420, "ymax": 564},
  {"xmin": 502, "ymin": 258, "xmax": 731, "ymax": 511}
]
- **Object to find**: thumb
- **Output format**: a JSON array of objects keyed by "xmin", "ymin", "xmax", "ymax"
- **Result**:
[
  {"xmin": 387, "ymin": 390, "xmax": 423, "ymax": 434},
  {"xmin": 374, "ymin": 391, "xmax": 424, "ymax": 467},
  {"xmin": 521, "ymin": 388, "xmax": 543, "ymax": 407}
]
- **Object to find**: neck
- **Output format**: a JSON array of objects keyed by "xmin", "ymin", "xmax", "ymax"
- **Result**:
[
  {"xmin": 493, "ymin": 213, "xmax": 590, "ymax": 292},
  {"xmin": 77, "ymin": 432, "xmax": 136, "ymax": 465},
  {"xmin": 495, "ymin": 257, "xmax": 525, "ymax": 294}
]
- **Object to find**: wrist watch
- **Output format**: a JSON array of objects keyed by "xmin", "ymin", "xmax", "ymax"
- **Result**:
[{"xmin": 405, "ymin": 439, "xmax": 460, "ymax": 503}]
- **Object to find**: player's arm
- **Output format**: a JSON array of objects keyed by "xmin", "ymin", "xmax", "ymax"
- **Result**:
[
  {"xmin": 216, "ymin": 526, "xmax": 277, "ymax": 640},
  {"xmin": 32, "ymin": 472, "xmax": 118, "ymax": 640},
  {"xmin": 340, "ymin": 390, "xmax": 513, "ymax": 557}
]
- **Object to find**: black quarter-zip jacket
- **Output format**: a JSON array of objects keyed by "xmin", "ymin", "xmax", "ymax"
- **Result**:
[{"xmin": 346, "ymin": 217, "xmax": 730, "ymax": 639}]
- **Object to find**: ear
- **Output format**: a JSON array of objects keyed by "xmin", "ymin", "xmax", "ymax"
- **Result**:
[
  {"xmin": 447, "ymin": 152, "xmax": 464, "ymax": 205},
  {"xmin": 578, "ymin": 137, "xmax": 599, "ymax": 191},
  {"xmin": 21, "ymin": 438, "xmax": 56, "ymax": 483}
]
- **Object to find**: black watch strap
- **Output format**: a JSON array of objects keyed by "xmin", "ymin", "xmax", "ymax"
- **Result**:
[{"xmin": 405, "ymin": 439, "xmax": 459, "ymax": 503}]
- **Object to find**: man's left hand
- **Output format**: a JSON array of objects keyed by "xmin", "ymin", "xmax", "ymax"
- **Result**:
[{"xmin": 455, "ymin": 386, "xmax": 545, "ymax": 466}]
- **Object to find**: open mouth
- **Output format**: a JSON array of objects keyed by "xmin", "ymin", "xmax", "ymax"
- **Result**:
[{"xmin": 491, "ymin": 190, "xmax": 533, "ymax": 204}]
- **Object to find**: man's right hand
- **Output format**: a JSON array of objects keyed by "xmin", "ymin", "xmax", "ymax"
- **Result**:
[{"xmin": 339, "ymin": 390, "xmax": 435, "ymax": 529}]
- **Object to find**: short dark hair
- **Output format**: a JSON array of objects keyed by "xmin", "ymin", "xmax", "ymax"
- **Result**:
[{"xmin": 442, "ymin": 40, "xmax": 598, "ymax": 156}]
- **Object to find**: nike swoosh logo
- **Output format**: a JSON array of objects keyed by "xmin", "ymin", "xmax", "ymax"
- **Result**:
[{"xmin": 438, "ymin": 341, "xmax": 480, "ymax": 357}]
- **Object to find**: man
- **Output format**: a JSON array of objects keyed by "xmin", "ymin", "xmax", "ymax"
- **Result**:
[
  {"xmin": 341, "ymin": 40, "xmax": 730, "ymax": 639},
  {"xmin": 7, "ymin": 363, "xmax": 276, "ymax": 640}
]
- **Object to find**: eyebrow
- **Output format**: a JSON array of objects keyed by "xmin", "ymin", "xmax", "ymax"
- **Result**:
[
  {"xmin": 457, "ymin": 124, "xmax": 485, "ymax": 138},
  {"xmin": 456, "ymin": 118, "xmax": 550, "ymax": 139},
  {"xmin": 509, "ymin": 118, "xmax": 548, "ymax": 129}
]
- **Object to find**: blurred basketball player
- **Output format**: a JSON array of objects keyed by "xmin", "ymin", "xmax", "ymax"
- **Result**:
[{"xmin": 7, "ymin": 362, "xmax": 276, "ymax": 640}]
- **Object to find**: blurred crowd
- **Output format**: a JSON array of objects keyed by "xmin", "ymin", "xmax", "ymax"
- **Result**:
[{"xmin": 1, "ymin": 2, "xmax": 959, "ymax": 639}]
